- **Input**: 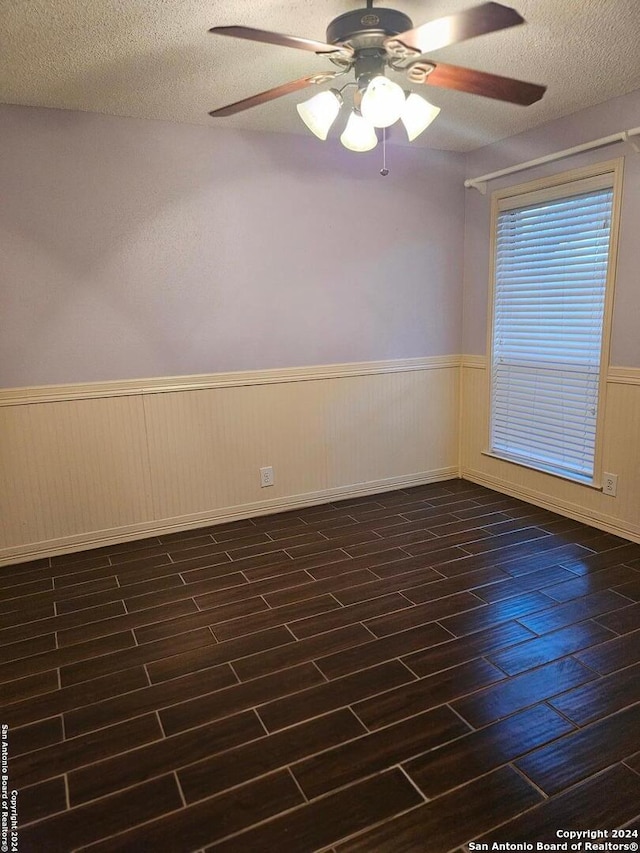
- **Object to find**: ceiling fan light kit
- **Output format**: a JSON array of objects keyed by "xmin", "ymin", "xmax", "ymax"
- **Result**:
[
  {"xmin": 401, "ymin": 92, "xmax": 441, "ymax": 141},
  {"xmin": 360, "ymin": 75, "xmax": 407, "ymax": 128},
  {"xmin": 208, "ymin": 1, "xmax": 546, "ymax": 156},
  {"xmin": 296, "ymin": 89, "xmax": 343, "ymax": 139},
  {"xmin": 341, "ymin": 111, "xmax": 379, "ymax": 151}
]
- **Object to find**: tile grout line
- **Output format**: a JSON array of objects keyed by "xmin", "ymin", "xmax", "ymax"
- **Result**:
[
  {"xmin": 445, "ymin": 702, "xmax": 476, "ymax": 731},
  {"xmin": 508, "ymin": 760, "xmax": 551, "ymax": 799},
  {"xmin": 155, "ymin": 709, "xmax": 166, "ymax": 738},
  {"xmin": 621, "ymin": 760, "xmax": 640, "ymax": 779},
  {"xmin": 287, "ymin": 766, "xmax": 309, "ymax": 803},
  {"xmin": 226, "ymin": 660, "xmax": 241, "ymax": 685},
  {"xmin": 63, "ymin": 772, "xmax": 70, "ymax": 811},
  {"xmin": 173, "ymin": 770, "xmax": 187, "ymax": 808},
  {"xmin": 396, "ymin": 763, "xmax": 429, "ymax": 802},
  {"xmin": 541, "ymin": 699, "xmax": 583, "ymax": 730},
  {"xmin": 310, "ymin": 659, "xmax": 330, "ymax": 683}
]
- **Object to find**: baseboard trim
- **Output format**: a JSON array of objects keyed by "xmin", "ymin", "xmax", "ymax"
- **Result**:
[
  {"xmin": 0, "ymin": 467, "xmax": 459, "ymax": 566},
  {"xmin": 461, "ymin": 467, "xmax": 640, "ymax": 544}
]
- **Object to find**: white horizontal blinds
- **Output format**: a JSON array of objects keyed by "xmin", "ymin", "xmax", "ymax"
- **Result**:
[{"xmin": 491, "ymin": 180, "xmax": 614, "ymax": 482}]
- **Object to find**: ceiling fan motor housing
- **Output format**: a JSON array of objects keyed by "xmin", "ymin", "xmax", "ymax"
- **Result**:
[{"xmin": 326, "ymin": 8, "xmax": 413, "ymax": 50}]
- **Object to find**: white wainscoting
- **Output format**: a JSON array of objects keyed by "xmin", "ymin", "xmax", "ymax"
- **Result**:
[
  {"xmin": 0, "ymin": 357, "xmax": 460, "ymax": 565},
  {"xmin": 460, "ymin": 358, "xmax": 640, "ymax": 543}
]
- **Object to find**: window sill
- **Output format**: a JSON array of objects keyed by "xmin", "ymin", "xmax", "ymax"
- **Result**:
[{"xmin": 481, "ymin": 450, "xmax": 603, "ymax": 491}]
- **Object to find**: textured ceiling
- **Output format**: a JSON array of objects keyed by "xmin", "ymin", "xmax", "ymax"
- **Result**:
[{"xmin": 1, "ymin": 0, "xmax": 639, "ymax": 151}]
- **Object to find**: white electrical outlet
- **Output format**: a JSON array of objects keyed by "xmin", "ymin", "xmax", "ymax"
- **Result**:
[
  {"xmin": 260, "ymin": 466, "xmax": 274, "ymax": 488},
  {"xmin": 603, "ymin": 473, "xmax": 618, "ymax": 496}
]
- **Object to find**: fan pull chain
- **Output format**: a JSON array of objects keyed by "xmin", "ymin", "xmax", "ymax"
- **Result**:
[{"xmin": 380, "ymin": 127, "xmax": 389, "ymax": 176}]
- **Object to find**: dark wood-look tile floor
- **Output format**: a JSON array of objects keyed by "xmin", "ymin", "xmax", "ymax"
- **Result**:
[{"xmin": 2, "ymin": 480, "xmax": 640, "ymax": 852}]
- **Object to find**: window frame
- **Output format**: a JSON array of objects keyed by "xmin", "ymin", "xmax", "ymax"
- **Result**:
[{"xmin": 484, "ymin": 157, "xmax": 625, "ymax": 488}]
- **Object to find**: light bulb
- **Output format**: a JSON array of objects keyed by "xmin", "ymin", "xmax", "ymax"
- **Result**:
[
  {"xmin": 296, "ymin": 90, "xmax": 342, "ymax": 140},
  {"xmin": 340, "ymin": 112, "xmax": 378, "ymax": 152},
  {"xmin": 401, "ymin": 93, "xmax": 441, "ymax": 141},
  {"xmin": 360, "ymin": 76, "xmax": 406, "ymax": 128}
]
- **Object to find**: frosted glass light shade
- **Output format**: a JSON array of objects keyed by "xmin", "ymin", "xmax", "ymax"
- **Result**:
[
  {"xmin": 360, "ymin": 76, "xmax": 406, "ymax": 128},
  {"xmin": 340, "ymin": 112, "xmax": 378, "ymax": 152},
  {"xmin": 296, "ymin": 90, "xmax": 342, "ymax": 140},
  {"xmin": 401, "ymin": 93, "xmax": 441, "ymax": 141}
]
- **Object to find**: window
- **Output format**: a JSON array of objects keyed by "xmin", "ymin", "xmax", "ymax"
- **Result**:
[{"xmin": 488, "ymin": 163, "xmax": 621, "ymax": 485}]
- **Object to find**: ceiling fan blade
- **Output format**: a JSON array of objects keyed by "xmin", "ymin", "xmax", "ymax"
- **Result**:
[
  {"xmin": 209, "ymin": 75, "xmax": 332, "ymax": 117},
  {"xmin": 423, "ymin": 62, "xmax": 546, "ymax": 105},
  {"xmin": 385, "ymin": 2, "xmax": 524, "ymax": 55},
  {"xmin": 209, "ymin": 26, "xmax": 352, "ymax": 57}
]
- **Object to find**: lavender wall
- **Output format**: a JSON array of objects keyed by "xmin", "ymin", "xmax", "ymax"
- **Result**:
[
  {"xmin": 0, "ymin": 104, "xmax": 465, "ymax": 388},
  {"xmin": 462, "ymin": 89, "xmax": 640, "ymax": 366}
]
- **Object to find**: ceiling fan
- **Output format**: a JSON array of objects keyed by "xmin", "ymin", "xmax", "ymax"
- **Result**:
[{"xmin": 208, "ymin": 1, "xmax": 546, "ymax": 151}]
